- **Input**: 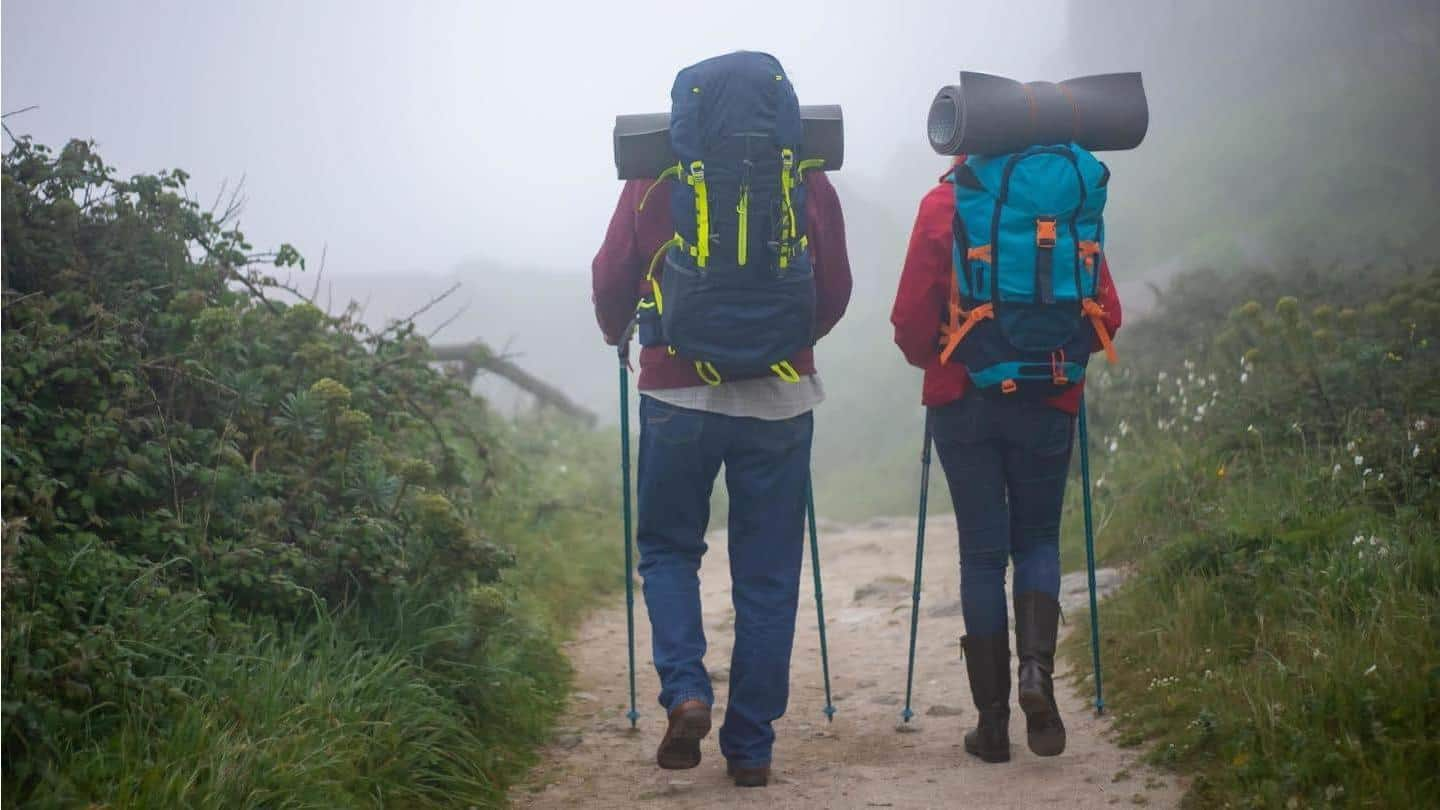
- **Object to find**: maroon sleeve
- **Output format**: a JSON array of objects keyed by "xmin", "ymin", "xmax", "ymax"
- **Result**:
[
  {"xmin": 891, "ymin": 184, "xmax": 954, "ymax": 369},
  {"xmin": 592, "ymin": 181, "xmax": 647, "ymax": 346},
  {"xmin": 804, "ymin": 171, "xmax": 852, "ymax": 341}
]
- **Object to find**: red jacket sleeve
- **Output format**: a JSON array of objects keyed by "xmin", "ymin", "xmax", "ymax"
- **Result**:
[
  {"xmin": 891, "ymin": 183, "xmax": 954, "ymax": 369},
  {"xmin": 1095, "ymin": 255, "xmax": 1123, "ymax": 345},
  {"xmin": 804, "ymin": 172, "xmax": 852, "ymax": 341},
  {"xmin": 591, "ymin": 180, "xmax": 648, "ymax": 346}
]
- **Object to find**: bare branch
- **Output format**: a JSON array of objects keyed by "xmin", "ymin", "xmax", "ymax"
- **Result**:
[
  {"xmin": 380, "ymin": 281, "xmax": 462, "ymax": 336},
  {"xmin": 426, "ymin": 299, "xmax": 473, "ymax": 340},
  {"xmin": 310, "ymin": 244, "xmax": 329, "ymax": 301}
]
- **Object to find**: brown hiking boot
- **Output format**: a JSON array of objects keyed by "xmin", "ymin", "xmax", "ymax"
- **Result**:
[
  {"xmin": 727, "ymin": 760, "xmax": 770, "ymax": 787},
  {"xmin": 655, "ymin": 699, "xmax": 711, "ymax": 769}
]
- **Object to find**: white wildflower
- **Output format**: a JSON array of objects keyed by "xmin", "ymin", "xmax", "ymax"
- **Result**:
[
  {"xmin": 1414, "ymin": 444, "xmax": 1422, "ymax": 459},
  {"xmin": 1332, "ymin": 464, "xmax": 1342, "ymax": 476},
  {"xmin": 1416, "ymin": 419, "xmax": 1428, "ymax": 432},
  {"xmin": 1157, "ymin": 371, "xmax": 1168, "ymax": 382},
  {"xmin": 1354, "ymin": 455, "xmax": 1364, "ymax": 467},
  {"xmin": 1119, "ymin": 419, "xmax": 1131, "ymax": 437},
  {"xmin": 1346, "ymin": 441, "xmax": 1357, "ymax": 452},
  {"xmin": 1363, "ymin": 467, "xmax": 1373, "ymax": 477},
  {"xmin": 1364, "ymin": 664, "xmax": 1377, "ymax": 677},
  {"xmin": 1239, "ymin": 372, "xmax": 1249, "ymax": 384},
  {"xmin": 1246, "ymin": 424, "xmax": 1257, "ymax": 434},
  {"xmin": 1108, "ymin": 439, "xmax": 1119, "ymax": 454}
]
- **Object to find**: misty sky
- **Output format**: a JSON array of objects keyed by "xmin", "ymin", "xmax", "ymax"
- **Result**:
[{"xmin": 3, "ymin": 0, "xmax": 1078, "ymax": 278}]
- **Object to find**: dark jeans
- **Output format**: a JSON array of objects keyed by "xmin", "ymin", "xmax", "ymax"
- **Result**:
[
  {"xmin": 635, "ymin": 395, "xmax": 813, "ymax": 769},
  {"xmin": 930, "ymin": 395, "xmax": 1075, "ymax": 636}
]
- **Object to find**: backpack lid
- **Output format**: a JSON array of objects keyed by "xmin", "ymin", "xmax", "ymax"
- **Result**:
[{"xmin": 669, "ymin": 51, "xmax": 803, "ymax": 161}]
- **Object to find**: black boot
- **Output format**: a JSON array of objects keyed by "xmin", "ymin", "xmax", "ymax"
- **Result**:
[
  {"xmin": 960, "ymin": 633, "xmax": 1011, "ymax": 763},
  {"xmin": 1014, "ymin": 591, "xmax": 1066, "ymax": 756}
]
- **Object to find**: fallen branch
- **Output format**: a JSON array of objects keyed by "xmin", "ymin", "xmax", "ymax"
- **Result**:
[{"xmin": 431, "ymin": 340, "xmax": 596, "ymax": 427}]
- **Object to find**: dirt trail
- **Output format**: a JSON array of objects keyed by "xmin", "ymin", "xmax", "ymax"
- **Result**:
[{"xmin": 513, "ymin": 516, "xmax": 1182, "ymax": 809}]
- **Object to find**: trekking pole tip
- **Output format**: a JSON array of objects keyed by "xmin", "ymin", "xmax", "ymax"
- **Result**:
[
  {"xmin": 626, "ymin": 708, "xmax": 640, "ymax": 727},
  {"xmin": 900, "ymin": 707, "xmax": 914, "ymax": 723},
  {"xmin": 823, "ymin": 704, "xmax": 836, "ymax": 722}
]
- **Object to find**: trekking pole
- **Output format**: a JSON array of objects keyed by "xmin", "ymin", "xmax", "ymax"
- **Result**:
[
  {"xmin": 805, "ymin": 477, "xmax": 836, "ymax": 722},
  {"xmin": 901, "ymin": 410, "xmax": 934, "ymax": 723},
  {"xmin": 617, "ymin": 330, "xmax": 640, "ymax": 728},
  {"xmin": 1077, "ymin": 391, "xmax": 1105, "ymax": 715}
]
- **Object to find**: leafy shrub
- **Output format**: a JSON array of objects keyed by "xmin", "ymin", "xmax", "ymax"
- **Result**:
[{"xmin": 2, "ymin": 137, "xmax": 615, "ymax": 806}]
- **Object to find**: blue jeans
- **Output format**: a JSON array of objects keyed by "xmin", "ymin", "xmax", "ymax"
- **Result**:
[
  {"xmin": 636, "ymin": 394, "xmax": 817, "ymax": 766},
  {"xmin": 636, "ymin": 396, "xmax": 813, "ymax": 768},
  {"xmin": 930, "ymin": 395, "xmax": 1074, "ymax": 636}
]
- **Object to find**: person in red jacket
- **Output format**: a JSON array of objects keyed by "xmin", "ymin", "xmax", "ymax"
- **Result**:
[
  {"xmin": 891, "ymin": 159, "xmax": 1122, "ymax": 764},
  {"xmin": 593, "ymin": 165, "xmax": 851, "ymax": 786}
]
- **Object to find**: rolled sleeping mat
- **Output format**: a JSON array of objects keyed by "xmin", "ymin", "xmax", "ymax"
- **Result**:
[
  {"xmin": 613, "ymin": 104, "xmax": 844, "ymax": 180},
  {"xmin": 927, "ymin": 72, "xmax": 1148, "ymax": 156}
]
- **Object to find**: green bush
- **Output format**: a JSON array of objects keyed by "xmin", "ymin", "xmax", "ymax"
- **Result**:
[
  {"xmin": 1061, "ymin": 259, "xmax": 1440, "ymax": 807},
  {"xmin": 2, "ymin": 137, "xmax": 616, "ymax": 806}
]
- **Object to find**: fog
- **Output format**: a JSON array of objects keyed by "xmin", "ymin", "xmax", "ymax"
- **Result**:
[
  {"xmin": 5, "ymin": 0, "xmax": 1438, "ymax": 517},
  {"xmin": 2, "ymin": 0, "xmax": 1071, "ymax": 278}
]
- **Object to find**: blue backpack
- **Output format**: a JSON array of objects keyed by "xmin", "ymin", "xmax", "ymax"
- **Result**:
[
  {"xmin": 941, "ymin": 144, "xmax": 1118, "ymax": 396},
  {"xmin": 636, "ymin": 52, "xmax": 822, "ymax": 385}
]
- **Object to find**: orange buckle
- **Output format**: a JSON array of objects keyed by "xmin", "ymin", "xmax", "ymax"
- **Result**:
[
  {"xmin": 1036, "ymin": 217, "xmax": 1057, "ymax": 248},
  {"xmin": 966, "ymin": 244, "xmax": 992, "ymax": 264},
  {"xmin": 1001, "ymin": 379, "xmax": 1018, "ymax": 395}
]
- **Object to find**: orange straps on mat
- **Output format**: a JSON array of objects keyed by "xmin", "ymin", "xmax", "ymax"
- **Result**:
[{"xmin": 1082, "ymin": 298, "xmax": 1118, "ymax": 365}]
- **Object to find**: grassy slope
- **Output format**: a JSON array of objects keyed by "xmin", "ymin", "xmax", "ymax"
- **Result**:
[{"xmin": 1057, "ymin": 261, "xmax": 1440, "ymax": 808}]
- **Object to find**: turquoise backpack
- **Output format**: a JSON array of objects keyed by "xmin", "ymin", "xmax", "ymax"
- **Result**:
[{"xmin": 941, "ymin": 143, "xmax": 1117, "ymax": 396}]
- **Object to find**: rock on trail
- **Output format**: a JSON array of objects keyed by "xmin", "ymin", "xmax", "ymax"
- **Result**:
[{"xmin": 513, "ymin": 515, "xmax": 1182, "ymax": 809}]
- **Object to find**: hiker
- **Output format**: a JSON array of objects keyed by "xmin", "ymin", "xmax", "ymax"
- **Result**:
[
  {"xmin": 890, "ymin": 154, "xmax": 1122, "ymax": 762},
  {"xmin": 592, "ymin": 52, "xmax": 852, "ymax": 788}
]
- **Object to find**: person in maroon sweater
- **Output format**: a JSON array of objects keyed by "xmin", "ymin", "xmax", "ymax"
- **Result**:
[
  {"xmin": 593, "ymin": 171, "xmax": 852, "ymax": 385},
  {"xmin": 593, "ymin": 168, "xmax": 850, "ymax": 785},
  {"xmin": 891, "ymin": 160, "xmax": 1122, "ymax": 763}
]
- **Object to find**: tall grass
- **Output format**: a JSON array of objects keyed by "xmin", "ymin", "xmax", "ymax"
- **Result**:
[
  {"xmin": 1060, "ymin": 260, "xmax": 1440, "ymax": 808},
  {"xmin": 15, "ymin": 418, "xmax": 618, "ymax": 809}
]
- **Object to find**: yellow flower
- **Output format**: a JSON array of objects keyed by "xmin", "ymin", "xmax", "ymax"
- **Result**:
[{"xmin": 1217, "ymin": 465, "xmax": 1227, "ymax": 479}]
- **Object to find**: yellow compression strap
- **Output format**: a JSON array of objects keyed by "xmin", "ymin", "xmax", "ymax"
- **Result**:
[
  {"xmin": 695, "ymin": 361, "xmax": 723, "ymax": 386},
  {"xmin": 645, "ymin": 234, "xmax": 683, "ymax": 314},
  {"xmin": 736, "ymin": 184, "xmax": 749, "ymax": 265},
  {"xmin": 638, "ymin": 163, "xmax": 682, "ymax": 211},
  {"xmin": 779, "ymin": 149, "xmax": 797, "ymax": 269},
  {"xmin": 770, "ymin": 361, "xmax": 801, "ymax": 383},
  {"xmin": 797, "ymin": 158, "xmax": 826, "ymax": 174},
  {"xmin": 687, "ymin": 161, "xmax": 709, "ymax": 268}
]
